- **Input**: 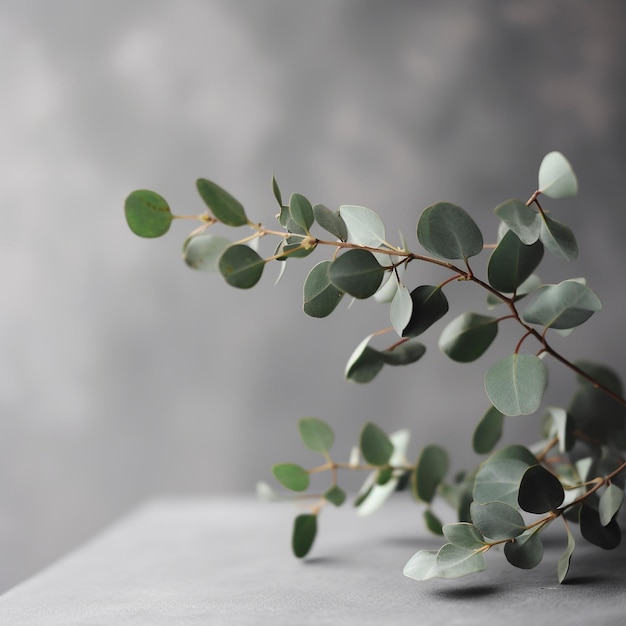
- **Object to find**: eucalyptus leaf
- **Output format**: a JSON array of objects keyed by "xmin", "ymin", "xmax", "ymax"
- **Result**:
[
  {"xmin": 579, "ymin": 504, "xmax": 621, "ymax": 550},
  {"xmin": 485, "ymin": 354, "xmax": 548, "ymax": 416},
  {"xmin": 439, "ymin": 313, "xmax": 499, "ymax": 362},
  {"xmin": 443, "ymin": 522, "xmax": 485, "ymax": 550},
  {"xmin": 558, "ymin": 526, "xmax": 576, "ymax": 583},
  {"xmin": 494, "ymin": 198, "xmax": 541, "ymax": 244},
  {"xmin": 472, "ymin": 406, "xmax": 504, "ymax": 455},
  {"xmin": 313, "ymin": 204, "xmax": 347, "ymax": 241},
  {"xmin": 599, "ymin": 484, "xmax": 625, "ymax": 526},
  {"xmin": 360, "ymin": 422, "xmax": 394, "ymax": 467},
  {"xmin": 489, "ymin": 444, "xmax": 537, "ymax": 466},
  {"xmin": 271, "ymin": 175, "xmax": 283, "ymax": 208},
  {"xmin": 544, "ymin": 406, "xmax": 575, "ymax": 453},
  {"xmin": 340, "ymin": 204, "xmax": 386, "ymax": 248},
  {"xmin": 298, "ymin": 417, "xmax": 334, "ymax": 454},
  {"xmin": 504, "ymin": 530, "xmax": 544, "ymax": 569},
  {"xmin": 538, "ymin": 151, "xmax": 578, "ymax": 199},
  {"xmin": 523, "ymin": 280, "xmax": 601, "ymax": 330},
  {"xmin": 518, "ymin": 465, "xmax": 564, "ymax": 513},
  {"xmin": 292, "ymin": 514, "xmax": 317, "ymax": 558},
  {"xmin": 473, "ymin": 458, "xmax": 529, "ymax": 507},
  {"xmin": 196, "ymin": 178, "xmax": 248, "ymax": 226},
  {"xmin": 403, "ymin": 550, "xmax": 438, "ymax": 581},
  {"xmin": 423, "ymin": 509, "xmax": 444, "ymax": 535},
  {"xmin": 289, "ymin": 193, "xmax": 314, "ymax": 232},
  {"xmin": 413, "ymin": 445, "xmax": 449, "ymax": 504},
  {"xmin": 487, "ymin": 230, "xmax": 544, "ymax": 294},
  {"xmin": 345, "ymin": 335, "xmax": 385, "ymax": 383},
  {"xmin": 218, "ymin": 244, "xmax": 265, "ymax": 288},
  {"xmin": 183, "ymin": 233, "xmax": 231, "ymax": 272},
  {"xmin": 390, "ymin": 283, "xmax": 413, "ymax": 336},
  {"xmin": 324, "ymin": 485, "xmax": 347, "ymax": 507},
  {"xmin": 124, "ymin": 189, "xmax": 173, "ymax": 238},
  {"xmin": 403, "ymin": 285, "xmax": 449, "ymax": 338},
  {"xmin": 417, "ymin": 202, "xmax": 483, "ymax": 260},
  {"xmin": 470, "ymin": 501, "xmax": 526, "ymax": 541},
  {"xmin": 303, "ymin": 261, "xmax": 345, "ymax": 318},
  {"xmin": 540, "ymin": 215, "xmax": 578, "ymax": 261},
  {"xmin": 272, "ymin": 463, "xmax": 310, "ymax": 492},
  {"xmin": 329, "ymin": 249, "xmax": 385, "ymax": 299},
  {"xmin": 379, "ymin": 339, "xmax": 426, "ymax": 366},
  {"xmin": 434, "ymin": 543, "xmax": 487, "ymax": 579}
]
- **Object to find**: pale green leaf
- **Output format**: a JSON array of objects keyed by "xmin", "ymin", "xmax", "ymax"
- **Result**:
[
  {"xmin": 474, "ymin": 458, "xmax": 529, "ymax": 507},
  {"xmin": 538, "ymin": 151, "xmax": 578, "ymax": 199},
  {"xmin": 403, "ymin": 549, "xmax": 438, "ymax": 581},
  {"xmin": 183, "ymin": 234, "xmax": 231, "ymax": 272},
  {"xmin": 540, "ymin": 216, "xmax": 578, "ymax": 261},
  {"xmin": 298, "ymin": 417, "xmax": 334, "ymax": 454},
  {"xmin": 558, "ymin": 526, "xmax": 576, "ymax": 583},
  {"xmin": 494, "ymin": 198, "xmax": 541, "ymax": 244},
  {"xmin": 390, "ymin": 283, "xmax": 413, "ymax": 336},
  {"xmin": 339, "ymin": 204, "xmax": 386, "ymax": 248},
  {"xmin": 443, "ymin": 522, "xmax": 485, "ymax": 550},
  {"xmin": 599, "ymin": 484, "xmax": 625, "ymax": 526},
  {"xmin": 470, "ymin": 501, "xmax": 526, "ymax": 540}
]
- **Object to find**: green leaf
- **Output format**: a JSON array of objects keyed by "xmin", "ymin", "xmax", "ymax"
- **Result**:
[
  {"xmin": 124, "ymin": 189, "xmax": 173, "ymax": 238},
  {"xmin": 494, "ymin": 198, "xmax": 541, "ymax": 244},
  {"xmin": 413, "ymin": 445, "xmax": 449, "ymax": 504},
  {"xmin": 329, "ymin": 249, "xmax": 385, "ymax": 299},
  {"xmin": 558, "ymin": 526, "xmax": 576, "ymax": 583},
  {"xmin": 544, "ymin": 406, "xmax": 575, "ymax": 453},
  {"xmin": 423, "ymin": 509, "xmax": 444, "ymax": 535},
  {"xmin": 274, "ymin": 235, "xmax": 316, "ymax": 260},
  {"xmin": 379, "ymin": 339, "xmax": 426, "ymax": 366},
  {"xmin": 470, "ymin": 501, "xmax": 526, "ymax": 541},
  {"xmin": 277, "ymin": 205, "xmax": 306, "ymax": 235},
  {"xmin": 345, "ymin": 335, "xmax": 385, "ymax": 383},
  {"xmin": 402, "ymin": 285, "xmax": 449, "ymax": 338},
  {"xmin": 303, "ymin": 261, "xmax": 345, "ymax": 318},
  {"xmin": 523, "ymin": 280, "xmax": 601, "ymax": 330},
  {"xmin": 298, "ymin": 417, "xmax": 335, "ymax": 455},
  {"xmin": 271, "ymin": 175, "xmax": 283, "ymax": 208},
  {"xmin": 403, "ymin": 549, "xmax": 438, "ymax": 581},
  {"xmin": 324, "ymin": 485, "xmax": 346, "ymax": 507},
  {"xmin": 485, "ymin": 354, "xmax": 548, "ymax": 416},
  {"xmin": 417, "ymin": 202, "xmax": 483, "ymax": 260},
  {"xmin": 340, "ymin": 204, "xmax": 386, "ymax": 248},
  {"xmin": 390, "ymin": 284, "xmax": 413, "ymax": 335},
  {"xmin": 439, "ymin": 313, "xmax": 499, "ymax": 362},
  {"xmin": 289, "ymin": 193, "xmax": 314, "ymax": 232},
  {"xmin": 599, "ymin": 484, "xmax": 625, "ymax": 526},
  {"xmin": 504, "ymin": 530, "xmax": 544, "ymax": 569},
  {"xmin": 568, "ymin": 383, "xmax": 626, "ymax": 441},
  {"xmin": 574, "ymin": 360, "xmax": 623, "ymax": 395},
  {"xmin": 579, "ymin": 504, "xmax": 621, "ymax": 550},
  {"xmin": 539, "ymin": 216, "xmax": 578, "ymax": 261},
  {"xmin": 292, "ymin": 514, "xmax": 317, "ymax": 558},
  {"xmin": 196, "ymin": 178, "xmax": 248, "ymax": 227},
  {"xmin": 538, "ymin": 151, "xmax": 578, "ymax": 199},
  {"xmin": 183, "ymin": 234, "xmax": 231, "ymax": 272},
  {"xmin": 443, "ymin": 522, "xmax": 485, "ymax": 550},
  {"xmin": 474, "ymin": 458, "xmax": 530, "ymax": 507},
  {"xmin": 272, "ymin": 463, "xmax": 310, "ymax": 492},
  {"xmin": 218, "ymin": 244, "xmax": 265, "ymax": 288},
  {"xmin": 487, "ymin": 230, "xmax": 544, "ymax": 294},
  {"xmin": 434, "ymin": 543, "xmax": 487, "ymax": 579},
  {"xmin": 472, "ymin": 406, "xmax": 504, "ymax": 455},
  {"xmin": 489, "ymin": 444, "xmax": 537, "ymax": 466},
  {"xmin": 313, "ymin": 204, "xmax": 347, "ymax": 241},
  {"xmin": 518, "ymin": 465, "xmax": 564, "ymax": 513},
  {"xmin": 360, "ymin": 422, "xmax": 394, "ymax": 466},
  {"xmin": 486, "ymin": 273, "xmax": 542, "ymax": 308}
]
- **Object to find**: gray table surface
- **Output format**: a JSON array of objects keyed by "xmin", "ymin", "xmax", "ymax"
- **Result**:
[{"xmin": 0, "ymin": 496, "xmax": 624, "ymax": 625}]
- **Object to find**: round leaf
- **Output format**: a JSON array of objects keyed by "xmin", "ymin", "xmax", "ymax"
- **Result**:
[
  {"xmin": 473, "ymin": 458, "xmax": 529, "ymax": 507},
  {"xmin": 485, "ymin": 354, "xmax": 548, "ymax": 416},
  {"xmin": 329, "ymin": 249, "xmax": 385, "ymax": 299},
  {"xmin": 402, "ymin": 285, "xmax": 449, "ymax": 338},
  {"xmin": 599, "ymin": 484, "xmax": 625, "ymax": 526},
  {"xmin": 417, "ymin": 202, "xmax": 483, "ymax": 260},
  {"xmin": 413, "ymin": 445, "xmax": 449, "ymax": 504},
  {"xmin": 439, "ymin": 313, "xmax": 499, "ymax": 362},
  {"xmin": 379, "ymin": 338, "xmax": 426, "ymax": 366},
  {"xmin": 538, "ymin": 151, "xmax": 578, "ymax": 199},
  {"xmin": 472, "ymin": 406, "xmax": 504, "ymax": 455},
  {"xmin": 504, "ymin": 531, "xmax": 544, "ymax": 569},
  {"xmin": 272, "ymin": 463, "xmax": 310, "ymax": 492},
  {"xmin": 494, "ymin": 198, "xmax": 541, "ymax": 245},
  {"xmin": 539, "ymin": 215, "xmax": 578, "ymax": 261},
  {"xmin": 579, "ymin": 504, "xmax": 621, "ymax": 550},
  {"xmin": 196, "ymin": 178, "xmax": 248, "ymax": 226},
  {"xmin": 183, "ymin": 233, "xmax": 231, "ymax": 272},
  {"xmin": 340, "ymin": 204, "xmax": 386, "ymax": 248},
  {"xmin": 489, "ymin": 444, "xmax": 537, "ymax": 466},
  {"xmin": 487, "ymin": 230, "xmax": 544, "ymax": 294},
  {"xmin": 218, "ymin": 244, "xmax": 265, "ymax": 289},
  {"xmin": 292, "ymin": 514, "xmax": 317, "ymax": 558},
  {"xmin": 345, "ymin": 335, "xmax": 385, "ymax": 383},
  {"xmin": 124, "ymin": 189, "xmax": 173, "ymax": 238},
  {"xmin": 298, "ymin": 417, "xmax": 334, "ymax": 454},
  {"xmin": 470, "ymin": 501, "xmax": 526, "ymax": 541},
  {"xmin": 523, "ymin": 280, "xmax": 601, "ymax": 330},
  {"xmin": 303, "ymin": 261, "xmax": 344, "ymax": 318},
  {"xmin": 434, "ymin": 543, "xmax": 486, "ymax": 579},
  {"xmin": 324, "ymin": 485, "xmax": 346, "ymax": 507},
  {"xmin": 442, "ymin": 523, "xmax": 485, "ymax": 550},
  {"xmin": 518, "ymin": 465, "xmax": 564, "ymax": 514},
  {"xmin": 403, "ymin": 550, "xmax": 438, "ymax": 581},
  {"xmin": 360, "ymin": 422, "xmax": 394, "ymax": 467}
]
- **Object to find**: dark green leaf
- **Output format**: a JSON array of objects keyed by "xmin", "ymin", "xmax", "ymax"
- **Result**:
[
  {"xmin": 402, "ymin": 285, "xmax": 449, "ymax": 338},
  {"xmin": 539, "ymin": 215, "xmax": 578, "ymax": 261},
  {"xmin": 518, "ymin": 465, "xmax": 564, "ymax": 513},
  {"xmin": 568, "ymin": 384, "xmax": 626, "ymax": 442},
  {"xmin": 272, "ymin": 463, "xmax": 310, "ymax": 492},
  {"xmin": 489, "ymin": 445, "xmax": 537, "ymax": 466},
  {"xmin": 579, "ymin": 504, "xmax": 621, "ymax": 550},
  {"xmin": 329, "ymin": 249, "xmax": 385, "ymax": 299},
  {"xmin": 485, "ymin": 354, "xmax": 548, "ymax": 416},
  {"xmin": 345, "ymin": 335, "xmax": 385, "ymax": 383},
  {"xmin": 574, "ymin": 361, "xmax": 623, "ymax": 396},
  {"xmin": 218, "ymin": 244, "xmax": 265, "ymax": 288},
  {"xmin": 303, "ymin": 261, "xmax": 345, "ymax": 318},
  {"xmin": 313, "ymin": 204, "xmax": 347, "ymax": 241},
  {"xmin": 277, "ymin": 205, "xmax": 307, "ymax": 235},
  {"xmin": 473, "ymin": 406, "xmax": 504, "ymax": 455},
  {"xmin": 196, "ymin": 178, "xmax": 248, "ymax": 227},
  {"xmin": 423, "ymin": 509, "xmax": 444, "ymax": 535},
  {"xmin": 470, "ymin": 501, "xmax": 526, "ymax": 541},
  {"xmin": 360, "ymin": 422, "xmax": 394, "ymax": 466},
  {"xmin": 289, "ymin": 193, "xmax": 314, "ymax": 232},
  {"xmin": 494, "ymin": 198, "xmax": 541, "ymax": 244},
  {"xmin": 417, "ymin": 202, "xmax": 483, "ymax": 260},
  {"xmin": 439, "ymin": 313, "xmax": 499, "ymax": 363},
  {"xmin": 124, "ymin": 189, "xmax": 173, "ymax": 238},
  {"xmin": 413, "ymin": 445, "xmax": 449, "ymax": 504},
  {"xmin": 487, "ymin": 230, "xmax": 544, "ymax": 294},
  {"xmin": 272, "ymin": 175, "xmax": 283, "ymax": 208},
  {"xmin": 292, "ymin": 514, "xmax": 317, "ymax": 558},
  {"xmin": 504, "ymin": 530, "xmax": 544, "ymax": 569},
  {"xmin": 298, "ymin": 417, "xmax": 334, "ymax": 454},
  {"xmin": 523, "ymin": 280, "xmax": 601, "ymax": 330},
  {"xmin": 324, "ymin": 485, "xmax": 346, "ymax": 507},
  {"xmin": 486, "ymin": 273, "xmax": 541, "ymax": 308},
  {"xmin": 379, "ymin": 338, "xmax": 426, "ymax": 366}
]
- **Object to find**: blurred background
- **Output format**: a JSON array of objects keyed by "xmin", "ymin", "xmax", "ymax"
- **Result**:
[{"xmin": 1, "ymin": 0, "xmax": 626, "ymax": 591}]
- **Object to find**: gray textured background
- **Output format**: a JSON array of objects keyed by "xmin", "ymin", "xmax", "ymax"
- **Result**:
[{"xmin": 1, "ymin": 0, "xmax": 626, "ymax": 591}]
